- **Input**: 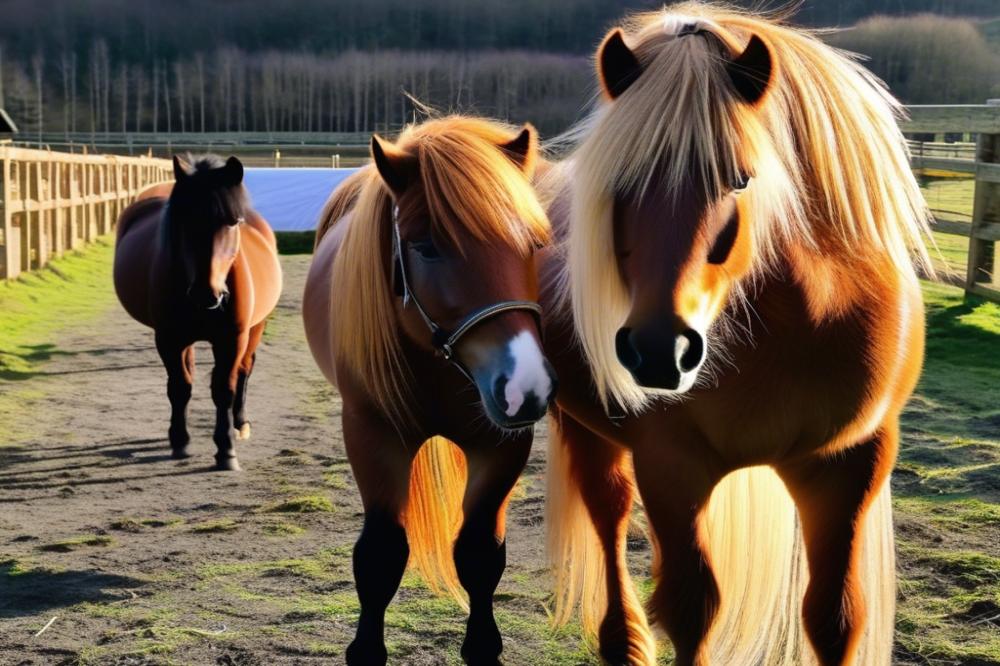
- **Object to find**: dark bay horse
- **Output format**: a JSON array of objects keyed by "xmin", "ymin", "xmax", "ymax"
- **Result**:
[
  {"xmin": 114, "ymin": 155, "xmax": 282, "ymax": 471},
  {"xmin": 539, "ymin": 4, "xmax": 931, "ymax": 665},
  {"xmin": 302, "ymin": 116, "xmax": 556, "ymax": 665}
]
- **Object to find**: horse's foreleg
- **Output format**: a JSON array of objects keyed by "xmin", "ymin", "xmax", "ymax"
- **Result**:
[
  {"xmin": 343, "ymin": 404, "xmax": 416, "ymax": 666},
  {"xmin": 210, "ymin": 331, "xmax": 248, "ymax": 471},
  {"xmin": 776, "ymin": 426, "xmax": 897, "ymax": 666},
  {"xmin": 631, "ymin": 438, "xmax": 723, "ymax": 666},
  {"xmin": 233, "ymin": 320, "xmax": 265, "ymax": 440},
  {"xmin": 560, "ymin": 415, "xmax": 655, "ymax": 666},
  {"xmin": 155, "ymin": 333, "xmax": 195, "ymax": 459},
  {"xmin": 453, "ymin": 433, "xmax": 532, "ymax": 666}
]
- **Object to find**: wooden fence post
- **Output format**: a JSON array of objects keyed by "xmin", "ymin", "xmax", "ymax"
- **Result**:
[
  {"xmin": 966, "ymin": 100, "xmax": 1000, "ymax": 301},
  {"xmin": 0, "ymin": 149, "xmax": 16, "ymax": 279}
]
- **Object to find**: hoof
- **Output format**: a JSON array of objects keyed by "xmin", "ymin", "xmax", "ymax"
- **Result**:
[
  {"xmin": 346, "ymin": 639, "xmax": 387, "ymax": 666},
  {"xmin": 171, "ymin": 446, "xmax": 192, "ymax": 460},
  {"xmin": 235, "ymin": 423, "xmax": 252, "ymax": 441},
  {"xmin": 215, "ymin": 456, "xmax": 242, "ymax": 472}
]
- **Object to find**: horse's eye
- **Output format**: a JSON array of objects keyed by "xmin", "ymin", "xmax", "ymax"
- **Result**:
[
  {"xmin": 708, "ymin": 212, "xmax": 739, "ymax": 265},
  {"xmin": 732, "ymin": 171, "xmax": 751, "ymax": 193},
  {"xmin": 410, "ymin": 238, "xmax": 441, "ymax": 261}
]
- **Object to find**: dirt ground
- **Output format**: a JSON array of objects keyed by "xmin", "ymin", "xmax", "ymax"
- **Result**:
[
  {"xmin": 1, "ymin": 252, "xmax": 998, "ymax": 665},
  {"xmin": 0, "ymin": 255, "xmax": 604, "ymax": 665}
]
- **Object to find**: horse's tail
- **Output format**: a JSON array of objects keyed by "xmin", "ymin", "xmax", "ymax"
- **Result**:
[
  {"xmin": 545, "ymin": 416, "xmax": 655, "ymax": 665},
  {"xmin": 856, "ymin": 481, "xmax": 896, "ymax": 665},
  {"xmin": 404, "ymin": 436, "xmax": 468, "ymax": 610},
  {"xmin": 315, "ymin": 167, "xmax": 369, "ymax": 248},
  {"xmin": 545, "ymin": 416, "xmax": 604, "ymax": 634}
]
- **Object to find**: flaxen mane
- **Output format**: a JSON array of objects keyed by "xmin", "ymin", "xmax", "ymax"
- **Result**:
[
  {"xmin": 564, "ymin": 2, "xmax": 933, "ymax": 415},
  {"xmin": 316, "ymin": 116, "xmax": 549, "ymax": 422}
]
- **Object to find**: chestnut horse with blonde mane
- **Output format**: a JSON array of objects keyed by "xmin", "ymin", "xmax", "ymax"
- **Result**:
[
  {"xmin": 114, "ymin": 155, "xmax": 282, "ymax": 471},
  {"xmin": 538, "ymin": 4, "xmax": 931, "ymax": 665},
  {"xmin": 302, "ymin": 116, "xmax": 555, "ymax": 665}
]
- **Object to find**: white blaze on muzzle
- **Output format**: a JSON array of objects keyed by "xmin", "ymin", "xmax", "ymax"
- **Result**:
[{"xmin": 503, "ymin": 331, "xmax": 552, "ymax": 417}]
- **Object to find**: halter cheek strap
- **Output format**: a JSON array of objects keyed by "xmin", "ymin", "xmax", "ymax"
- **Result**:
[{"xmin": 391, "ymin": 206, "xmax": 543, "ymax": 379}]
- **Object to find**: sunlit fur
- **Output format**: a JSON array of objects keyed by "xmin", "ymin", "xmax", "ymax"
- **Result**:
[
  {"xmin": 563, "ymin": 2, "xmax": 933, "ymax": 414},
  {"xmin": 545, "ymin": 4, "xmax": 931, "ymax": 665},
  {"xmin": 314, "ymin": 116, "xmax": 549, "ymax": 424}
]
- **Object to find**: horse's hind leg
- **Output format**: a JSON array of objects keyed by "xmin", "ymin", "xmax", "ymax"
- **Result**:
[
  {"xmin": 776, "ymin": 427, "xmax": 897, "ymax": 666},
  {"xmin": 631, "ymin": 436, "xmax": 724, "ymax": 666},
  {"xmin": 559, "ymin": 415, "xmax": 655, "ymax": 665},
  {"xmin": 233, "ymin": 320, "xmax": 265, "ymax": 441},
  {"xmin": 210, "ymin": 331, "xmax": 248, "ymax": 471},
  {"xmin": 343, "ymin": 402, "xmax": 417, "ymax": 666},
  {"xmin": 453, "ymin": 431, "xmax": 532, "ymax": 666},
  {"xmin": 155, "ymin": 333, "xmax": 195, "ymax": 459}
]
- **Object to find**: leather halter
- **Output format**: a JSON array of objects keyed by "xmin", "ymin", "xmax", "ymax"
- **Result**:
[{"xmin": 391, "ymin": 205, "xmax": 543, "ymax": 379}]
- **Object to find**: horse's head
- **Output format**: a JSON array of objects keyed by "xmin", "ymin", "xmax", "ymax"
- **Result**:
[
  {"xmin": 371, "ymin": 121, "xmax": 556, "ymax": 429},
  {"xmin": 169, "ymin": 155, "xmax": 248, "ymax": 310},
  {"xmin": 569, "ymin": 17, "xmax": 778, "ymax": 407}
]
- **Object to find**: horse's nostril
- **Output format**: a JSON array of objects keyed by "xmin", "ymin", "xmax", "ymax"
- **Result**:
[
  {"xmin": 492, "ymin": 374, "xmax": 509, "ymax": 413},
  {"xmin": 676, "ymin": 328, "xmax": 704, "ymax": 373},
  {"xmin": 615, "ymin": 328, "xmax": 642, "ymax": 370}
]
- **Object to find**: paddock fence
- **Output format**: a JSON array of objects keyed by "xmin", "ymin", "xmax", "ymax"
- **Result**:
[
  {"xmin": 3, "ymin": 105, "xmax": 999, "ymax": 303},
  {"xmin": 0, "ymin": 146, "xmax": 172, "ymax": 279},
  {"xmin": 904, "ymin": 103, "xmax": 1000, "ymax": 303}
]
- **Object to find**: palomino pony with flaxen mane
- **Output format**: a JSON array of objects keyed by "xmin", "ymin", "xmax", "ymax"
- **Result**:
[
  {"xmin": 302, "ymin": 116, "xmax": 556, "ymax": 665},
  {"xmin": 115, "ymin": 155, "xmax": 282, "ymax": 471},
  {"xmin": 537, "ymin": 4, "xmax": 931, "ymax": 665}
]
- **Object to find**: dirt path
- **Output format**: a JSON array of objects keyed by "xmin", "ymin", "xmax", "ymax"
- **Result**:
[{"xmin": 0, "ymin": 255, "xmax": 602, "ymax": 665}]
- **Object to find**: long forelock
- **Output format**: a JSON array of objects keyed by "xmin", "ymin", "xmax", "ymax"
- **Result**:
[
  {"xmin": 564, "ymin": 2, "xmax": 932, "ymax": 412},
  {"xmin": 329, "ymin": 116, "xmax": 550, "ymax": 424}
]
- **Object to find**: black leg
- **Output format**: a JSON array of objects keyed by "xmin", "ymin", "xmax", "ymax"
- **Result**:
[
  {"xmin": 234, "ymin": 321, "xmax": 265, "ymax": 440},
  {"xmin": 346, "ymin": 509, "xmax": 410, "ymax": 666},
  {"xmin": 455, "ymin": 523, "xmax": 506, "ymax": 665},
  {"xmin": 155, "ymin": 334, "xmax": 194, "ymax": 459},
  {"xmin": 233, "ymin": 359, "xmax": 252, "ymax": 435},
  {"xmin": 453, "ymin": 436, "xmax": 531, "ymax": 666},
  {"xmin": 210, "ymin": 334, "xmax": 245, "ymax": 471}
]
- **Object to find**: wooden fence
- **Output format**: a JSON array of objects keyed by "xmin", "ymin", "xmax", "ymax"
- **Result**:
[
  {"xmin": 903, "ymin": 103, "xmax": 1000, "ymax": 302},
  {"xmin": 0, "ymin": 146, "xmax": 172, "ymax": 279}
]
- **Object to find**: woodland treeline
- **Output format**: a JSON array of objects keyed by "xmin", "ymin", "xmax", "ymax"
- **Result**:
[{"xmin": 0, "ymin": 1, "xmax": 996, "ymax": 138}]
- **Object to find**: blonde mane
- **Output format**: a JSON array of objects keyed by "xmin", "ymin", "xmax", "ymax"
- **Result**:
[
  {"xmin": 322, "ymin": 116, "xmax": 549, "ymax": 422},
  {"xmin": 566, "ymin": 2, "xmax": 933, "ymax": 412}
]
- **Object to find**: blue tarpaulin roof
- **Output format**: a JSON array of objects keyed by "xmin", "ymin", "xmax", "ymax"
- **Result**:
[{"xmin": 243, "ymin": 168, "xmax": 359, "ymax": 232}]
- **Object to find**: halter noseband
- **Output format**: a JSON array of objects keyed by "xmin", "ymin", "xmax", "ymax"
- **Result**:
[{"xmin": 391, "ymin": 205, "xmax": 543, "ymax": 379}]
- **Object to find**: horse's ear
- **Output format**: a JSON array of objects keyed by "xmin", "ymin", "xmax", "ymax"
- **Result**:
[
  {"xmin": 498, "ymin": 123, "xmax": 538, "ymax": 176},
  {"xmin": 597, "ymin": 29, "xmax": 643, "ymax": 100},
  {"xmin": 173, "ymin": 155, "xmax": 190, "ymax": 182},
  {"xmin": 222, "ymin": 156, "xmax": 244, "ymax": 187},
  {"xmin": 371, "ymin": 134, "xmax": 418, "ymax": 196},
  {"xmin": 726, "ymin": 34, "xmax": 772, "ymax": 105}
]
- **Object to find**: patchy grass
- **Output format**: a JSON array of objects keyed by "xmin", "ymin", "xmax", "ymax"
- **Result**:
[
  {"xmin": 190, "ymin": 519, "xmax": 240, "ymax": 534},
  {"xmin": 262, "ymin": 520, "xmax": 306, "ymax": 537},
  {"xmin": 892, "ymin": 280, "xmax": 1000, "ymax": 664},
  {"xmin": 261, "ymin": 494, "xmax": 334, "ymax": 514},
  {"xmin": 37, "ymin": 535, "xmax": 115, "ymax": 553},
  {"xmin": 110, "ymin": 517, "xmax": 185, "ymax": 532}
]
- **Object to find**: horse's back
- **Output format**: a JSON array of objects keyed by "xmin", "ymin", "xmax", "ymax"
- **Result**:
[
  {"xmin": 240, "ymin": 211, "xmax": 282, "ymax": 326},
  {"xmin": 135, "ymin": 182, "xmax": 173, "ymax": 203},
  {"xmin": 114, "ymin": 197, "xmax": 166, "ymax": 328},
  {"xmin": 303, "ymin": 212, "xmax": 351, "ymax": 387}
]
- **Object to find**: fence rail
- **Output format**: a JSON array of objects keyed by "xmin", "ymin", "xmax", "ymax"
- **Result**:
[
  {"xmin": 903, "ymin": 103, "xmax": 1000, "ymax": 303},
  {"xmin": 0, "ymin": 146, "xmax": 172, "ymax": 279},
  {"xmin": 3, "ymin": 106, "xmax": 998, "ymax": 302}
]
